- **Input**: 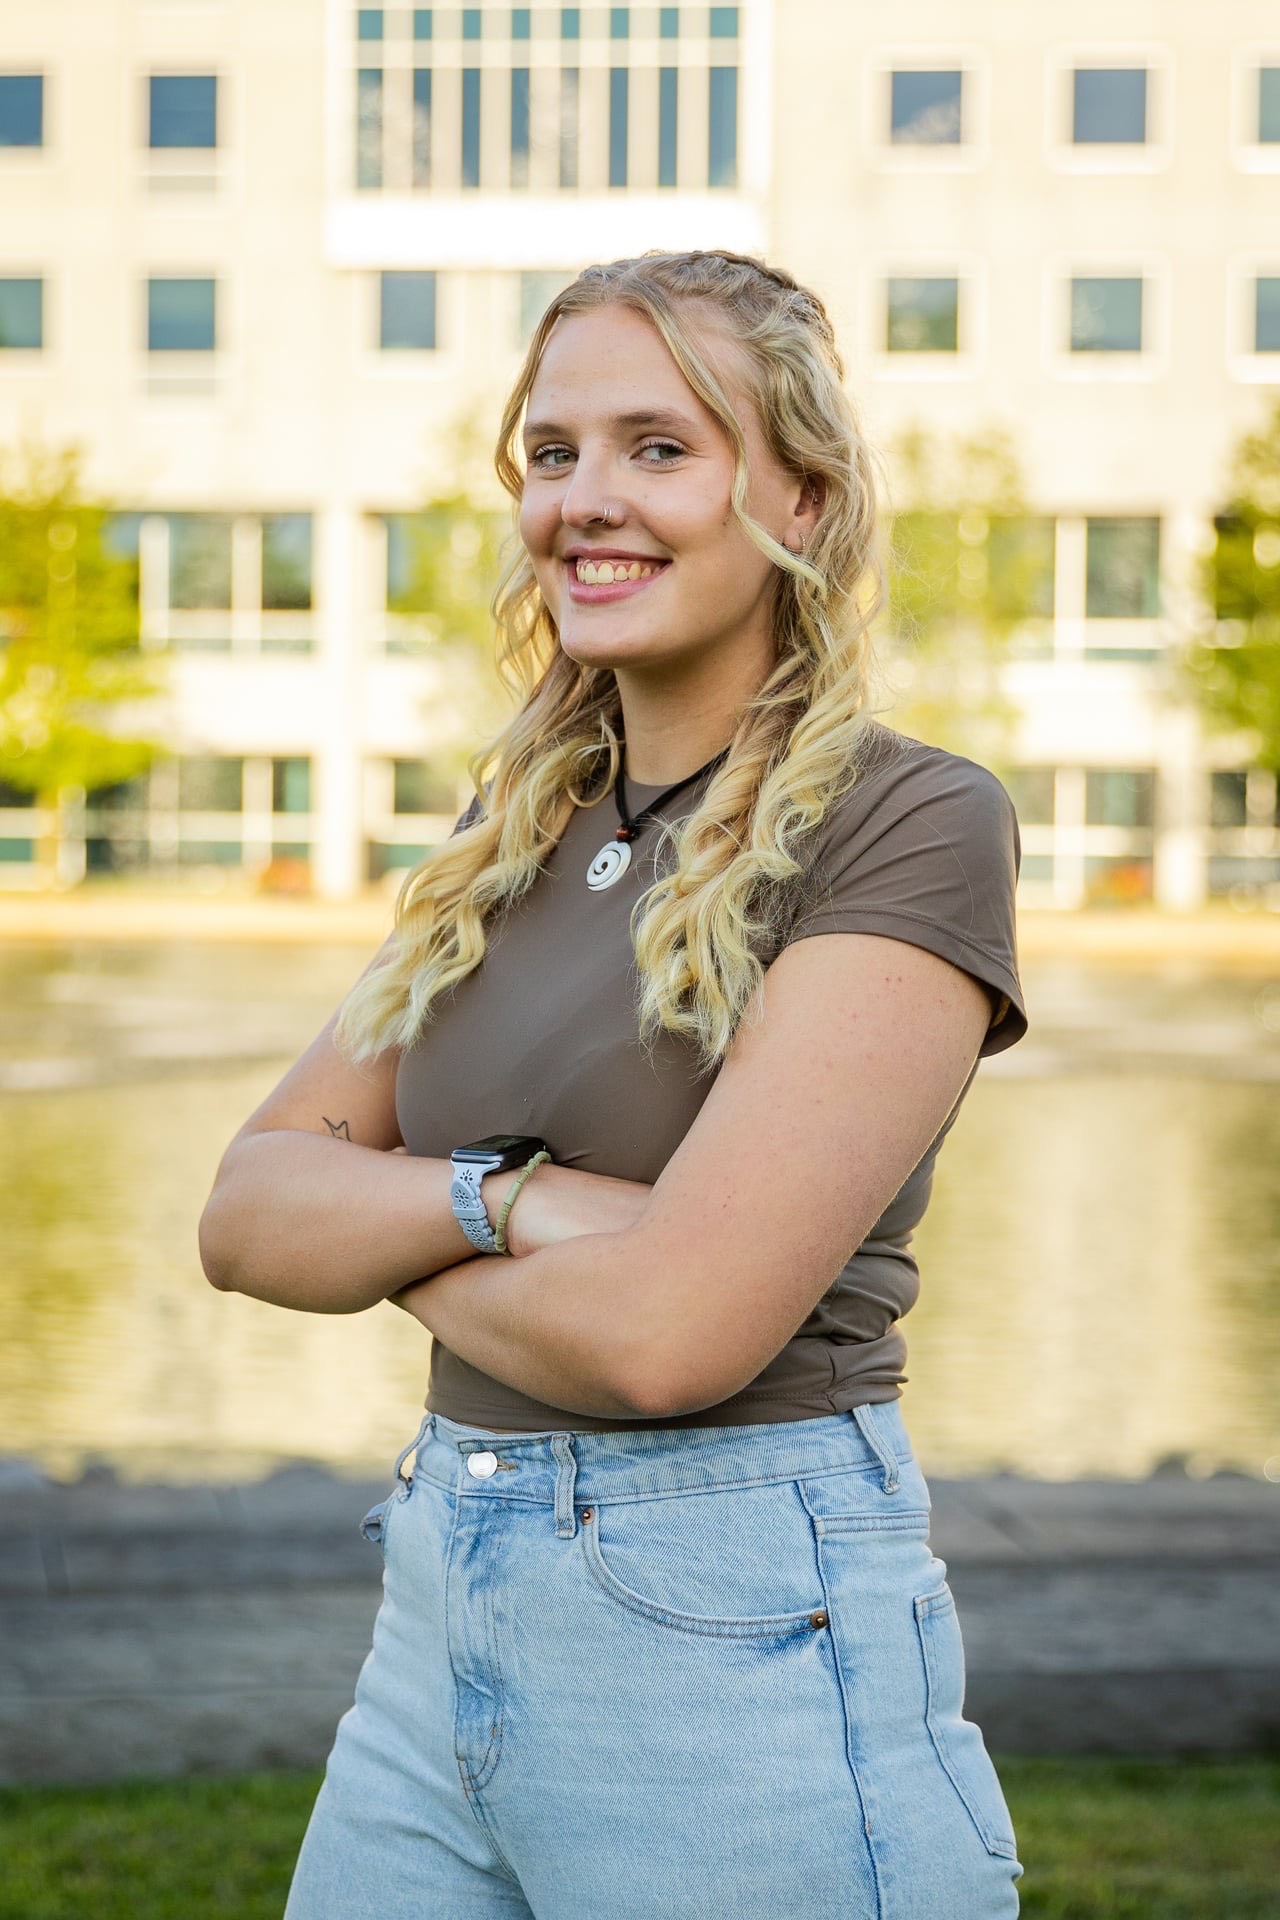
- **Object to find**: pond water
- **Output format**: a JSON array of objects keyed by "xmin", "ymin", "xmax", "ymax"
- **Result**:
[{"xmin": 2, "ymin": 937, "xmax": 1278, "ymax": 1484}]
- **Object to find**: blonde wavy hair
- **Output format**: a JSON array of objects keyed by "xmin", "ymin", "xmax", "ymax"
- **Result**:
[{"xmin": 336, "ymin": 247, "xmax": 891, "ymax": 1072}]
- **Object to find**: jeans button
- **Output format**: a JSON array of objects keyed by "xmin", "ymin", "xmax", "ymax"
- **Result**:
[{"xmin": 466, "ymin": 1451, "xmax": 499, "ymax": 1479}]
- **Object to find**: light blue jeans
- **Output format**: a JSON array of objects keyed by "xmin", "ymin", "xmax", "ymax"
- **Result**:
[{"xmin": 284, "ymin": 1402, "xmax": 1022, "ymax": 1918}]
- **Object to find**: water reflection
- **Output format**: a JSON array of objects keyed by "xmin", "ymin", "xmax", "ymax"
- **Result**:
[{"xmin": 1, "ymin": 939, "xmax": 1277, "ymax": 1483}]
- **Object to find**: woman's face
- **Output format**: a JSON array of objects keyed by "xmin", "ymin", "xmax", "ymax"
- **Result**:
[{"xmin": 518, "ymin": 303, "xmax": 817, "ymax": 683}]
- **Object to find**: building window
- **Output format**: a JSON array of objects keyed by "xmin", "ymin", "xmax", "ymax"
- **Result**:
[
  {"xmin": 511, "ymin": 66, "xmax": 530, "ymax": 186},
  {"xmin": 610, "ymin": 7, "xmax": 630, "ymax": 39},
  {"xmin": 393, "ymin": 759, "xmax": 456, "ymax": 813},
  {"xmin": 148, "ymin": 277, "xmax": 216, "ymax": 351},
  {"xmin": 1085, "ymin": 517, "xmax": 1160, "ymax": 618},
  {"xmin": 709, "ymin": 7, "xmax": 738, "ymax": 36},
  {"xmin": 1260, "ymin": 66, "xmax": 1280, "ymax": 142},
  {"xmin": 659, "ymin": 66, "xmax": 678, "ymax": 186},
  {"xmin": 609, "ymin": 67, "xmax": 628, "ymax": 186},
  {"xmin": 169, "ymin": 514, "xmax": 233, "ymax": 609},
  {"xmin": 511, "ymin": 7, "xmax": 530, "ymax": 39},
  {"xmin": 708, "ymin": 65, "xmax": 737, "ymax": 187},
  {"xmin": 561, "ymin": 7, "xmax": 580, "ymax": 40},
  {"xmin": 178, "ymin": 755, "xmax": 243, "ymax": 813},
  {"xmin": 988, "ymin": 515, "xmax": 1056, "ymax": 621},
  {"xmin": 886, "ymin": 277, "xmax": 958, "ymax": 352},
  {"xmin": 0, "ymin": 74, "xmax": 42, "ymax": 147},
  {"xmin": 890, "ymin": 70, "xmax": 963, "ymax": 145},
  {"xmin": 1085, "ymin": 768, "xmax": 1155, "ymax": 830},
  {"xmin": 461, "ymin": 67, "xmax": 481, "ymax": 186},
  {"xmin": 385, "ymin": 513, "xmax": 433, "ymax": 613},
  {"xmin": 462, "ymin": 8, "xmax": 482, "ymax": 40},
  {"xmin": 559, "ymin": 67, "xmax": 579, "ymax": 186},
  {"xmin": 1002, "ymin": 767, "xmax": 1056, "ymax": 828},
  {"xmin": 1256, "ymin": 277, "xmax": 1280, "ymax": 353},
  {"xmin": 1210, "ymin": 770, "xmax": 1249, "ymax": 829},
  {"xmin": 103, "ymin": 513, "xmax": 143, "ymax": 604},
  {"xmin": 272, "ymin": 757, "xmax": 312, "ymax": 814},
  {"xmin": 413, "ymin": 68, "xmax": 432, "ymax": 185},
  {"xmin": 414, "ymin": 9, "xmax": 433, "ymax": 39},
  {"xmin": 0, "ymin": 277, "xmax": 42, "ymax": 350},
  {"xmin": 356, "ymin": 68, "xmax": 383, "ymax": 189},
  {"xmin": 380, "ymin": 270, "xmax": 437, "ymax": 349},
  {"xmin": 262, "ymin": 515, "xmax": 313, "ymax": 611},
  {"xmin": 1070, "ymin": 276, "xmax": 1142, "ymax": 352},
  {"xmin": 357, "ymin": 8, "xmax": 384, "ymax": 40},
  {"xmin": 660, "ymin": 7, "xmax": 679, "ymax": 37},
  {"xmin": 1072, "ymin": 67, "xmax": 1147, "ymax": 144},
  {"xmin": 148, "ymin": 75, "xmax": 217, "ymax": 149}
]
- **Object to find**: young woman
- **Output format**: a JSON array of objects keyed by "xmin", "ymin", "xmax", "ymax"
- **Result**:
[{"xmin": 200, "ymin": 248, "xmax": 1028, "ymax": 1918}]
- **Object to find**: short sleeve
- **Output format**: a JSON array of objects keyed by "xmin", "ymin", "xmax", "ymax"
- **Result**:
[{"xmin": 784, "ymin": 746, "xmax": 1029, "ymax": 1058}]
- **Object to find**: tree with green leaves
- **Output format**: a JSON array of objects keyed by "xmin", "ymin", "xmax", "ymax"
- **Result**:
[
  {"xmin": 875, "ymin": 421, "xmax": 1043, "ymax": 775},
  {"xmin": 0, "ymin": 439, "xmax": 165, "ymax": 884},
  {"xmin": 1179, "ymin": 395, "xmax": 1280, "ymax": 773},
  {"xmin": 389, "ymin": 404, "xmax": 520, "ymax": 789}
]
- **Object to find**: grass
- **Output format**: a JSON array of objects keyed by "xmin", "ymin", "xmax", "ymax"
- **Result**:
[{"xmin": 0, "ymin": 1757, "xmax": 1277, "ymax": 1918}]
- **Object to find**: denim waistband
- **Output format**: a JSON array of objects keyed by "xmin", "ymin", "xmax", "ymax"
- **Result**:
[{"xmin": 391, "ymin": 1402, "xmax": 913, "ymax": 1523}]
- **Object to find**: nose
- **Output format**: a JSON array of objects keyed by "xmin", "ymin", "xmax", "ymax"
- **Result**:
[{"xmin": 558, "ymin": 450, "xmax": 626, "ymax": 531}]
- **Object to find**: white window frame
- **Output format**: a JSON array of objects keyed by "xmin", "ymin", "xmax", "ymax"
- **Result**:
[
  {"xmin": 137, "ymin": 67, "xmax": 236, "ymax": 202},
  {"xmin": 863, "ymin": 47, "xmax": 989, "ymax": 174},
  {"xmin": 357, "ymin": 266, "xmax": 461, "ymax": 379},
  {"xmin": 139, "ymin": 269, "xmax": 241, "ymax": 406},
  {"xmin": 1042, "ymin": 255, "xmax": 1170, "ymax": 382},
  {"xmin": 865, "ymin": 256, "xmax": 986, "ymax": 381},
  {"xmin": 0, "ymin": 68, "xmax": 49, "ymax": 175},
  {"xmin": 1226, "ymin": 252, "xmax": 1280, "ymax": 380},
  {"xmin": 0, "ymin": 266, "xmax": 50, "ymax": 370},
  {"xmin": 1044, "ymin": 43, "xmax": 1173, "ymax": 174},
  {"xmin": 1229, "ymin": 44, "xmax": 1280, "ymax": 173}
]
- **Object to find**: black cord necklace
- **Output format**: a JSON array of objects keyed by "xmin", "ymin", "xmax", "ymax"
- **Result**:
[{"xmin": 585, "ymin": 746, "xmax": 731, "ymax": 892}]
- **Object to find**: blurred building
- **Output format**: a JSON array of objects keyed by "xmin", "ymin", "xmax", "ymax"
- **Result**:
[{"xmin": 0, "ymin": 0, "xmax": 1278, "ymax": 903}]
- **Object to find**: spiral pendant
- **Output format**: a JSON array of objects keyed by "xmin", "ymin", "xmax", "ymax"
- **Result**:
[{"xmin": 586, "ymin": 837, "xmax": 632, "ymax": 891}]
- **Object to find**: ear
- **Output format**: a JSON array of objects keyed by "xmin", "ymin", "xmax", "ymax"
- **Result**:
[{"xmin": 783, "ymin": 475, "xmax": 825, "ymax": 554}]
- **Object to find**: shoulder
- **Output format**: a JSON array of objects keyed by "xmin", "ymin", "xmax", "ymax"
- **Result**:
[{"xmin": 809, "ymin": 722, "xmax": 1019, "ymax": 861}]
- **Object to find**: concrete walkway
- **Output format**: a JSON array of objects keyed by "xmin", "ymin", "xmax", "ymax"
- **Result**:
[{"xmin": 2, "ymin": 1460, "xmax": 1277, "ymax": 1784}]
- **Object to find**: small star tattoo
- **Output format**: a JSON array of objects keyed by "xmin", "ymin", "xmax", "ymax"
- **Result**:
[{"xmin": 323, "ymin": 1116, "xmax": 352, "ymax": 1141}]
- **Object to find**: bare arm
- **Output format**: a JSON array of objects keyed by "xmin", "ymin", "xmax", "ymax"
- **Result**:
[
  {"xmin": 197, "ymin": 937, "xmax": 649, "ymax": 1313},
  {"xmin": 388, "ymin": 933, "xmax": 994, "ymax": 1417}
]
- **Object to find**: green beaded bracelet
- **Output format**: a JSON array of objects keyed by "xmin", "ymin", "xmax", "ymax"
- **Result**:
[{"xmin": 493, "ymin": 1150, "xmax": 551, "ymax": 1256}]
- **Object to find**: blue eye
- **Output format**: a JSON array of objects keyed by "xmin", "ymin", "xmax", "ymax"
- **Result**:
[{"xmin": 528, "ymin": 439, "xmax": 686, "ymax": 469}]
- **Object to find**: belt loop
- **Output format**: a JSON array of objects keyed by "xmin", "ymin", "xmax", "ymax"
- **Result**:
[
  {"xmin": 393, "ymin": 1410, "xmax": 433, "ymax": 1486},
  {"xmin": 551, "ymin": 1433, "xmax": 578, "ymax": 1538},
  {"xmin": 852, "ymin": 1403, "xmax": 899, "ymax": 1495}
]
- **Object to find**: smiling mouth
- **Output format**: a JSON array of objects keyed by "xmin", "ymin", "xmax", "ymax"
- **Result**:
[{"xmin": 565, "ymin": 557, "xmax": 670, "ymax": 603}]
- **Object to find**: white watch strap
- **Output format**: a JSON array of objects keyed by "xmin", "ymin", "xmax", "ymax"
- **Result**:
[{"xmin": 450, "ymin": 1161, "xmax": 498, "ymax": 1254}]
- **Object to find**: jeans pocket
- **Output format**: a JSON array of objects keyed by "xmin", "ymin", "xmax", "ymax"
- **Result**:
[
  {"xmin": 359, "ymin": 1479, "xmax": 408, "ymax": 1558},
  {"xmin": 580, "ymin": 1480, "xmax": 830, "ymax": 1640},
  {"xmin": 914, "ymin": 1584, "xmax": 1019, "ymax": 1860}
]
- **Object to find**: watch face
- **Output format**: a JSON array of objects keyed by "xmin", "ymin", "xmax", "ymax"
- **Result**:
[{"xmin": 453, "ymin": 1134, "xmax": 547, "ymax": 1164}]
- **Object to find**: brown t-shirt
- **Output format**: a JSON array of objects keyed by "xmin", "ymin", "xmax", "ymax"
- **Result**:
[{"xmin": 395, "ymin": 720, "xmax": 1028, "ymax": 1432}]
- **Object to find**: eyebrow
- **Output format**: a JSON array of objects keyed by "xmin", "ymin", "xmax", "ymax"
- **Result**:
[{"xmin": 522, "ymin": 407, "xmax": 699, "ymax": 444}]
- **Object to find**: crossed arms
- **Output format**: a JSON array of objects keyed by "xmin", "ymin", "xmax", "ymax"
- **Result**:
[{"xmin": 198, "ymin": 930, "xmax": 991, "ymax": 1420}]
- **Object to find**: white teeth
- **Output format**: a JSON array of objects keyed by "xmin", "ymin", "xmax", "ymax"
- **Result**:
[{"xmin": 575, "ymin": 559, "xmax": 661, "ymax": 584}]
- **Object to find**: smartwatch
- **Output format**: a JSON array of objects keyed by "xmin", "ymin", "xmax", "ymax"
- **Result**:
[{"xmin": 449, "ymin": 1134, "xmax": 553, "ymax": 1255}]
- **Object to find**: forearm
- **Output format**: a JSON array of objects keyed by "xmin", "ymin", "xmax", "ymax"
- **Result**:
[
  {"xmin": 199, "ymin": 1131, "xmax": 477, "ymax": 1312},
  {"xmin": 392, "ymin": 1231, "xmax": 662, "ymax": 1419}
]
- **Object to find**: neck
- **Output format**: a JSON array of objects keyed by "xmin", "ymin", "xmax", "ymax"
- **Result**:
[{"xmin": 614, "ymin": 637, "xmax": 773, "ymax": 785}]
